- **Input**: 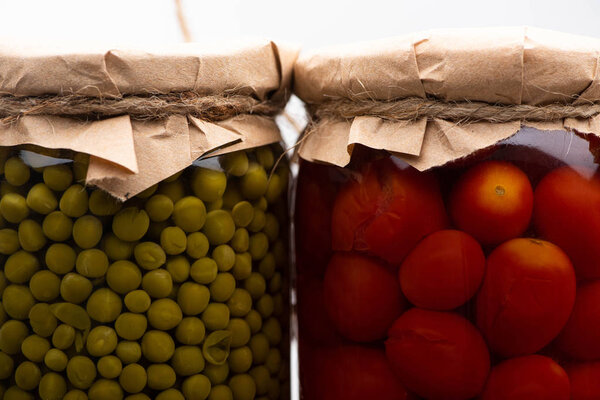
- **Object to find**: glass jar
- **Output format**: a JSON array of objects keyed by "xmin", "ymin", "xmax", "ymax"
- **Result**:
[
  {"xmin": 0, "ymin": 144, "xmax": 290, "ymax": 400},
  {"xmin": 294, "ymin": 127, "xmax": 598, "ymax": 400}
]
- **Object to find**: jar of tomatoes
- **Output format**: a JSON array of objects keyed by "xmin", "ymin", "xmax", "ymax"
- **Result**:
[{"xmin": 292, "ymin": 28, "xmax": 600, "ymax": 400}]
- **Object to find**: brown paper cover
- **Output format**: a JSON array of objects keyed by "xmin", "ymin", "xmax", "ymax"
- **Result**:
[
  {"xmin": 0, "ymin": 39, "xmax": 298, "ymax": 200},
  {"xmin": 294, "ymin": 27, "xmax": 600, "ymax": 169}
]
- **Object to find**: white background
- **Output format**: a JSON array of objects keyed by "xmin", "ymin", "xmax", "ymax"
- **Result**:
[{"xmin": 1, "ymin": 0, "xmax": 600, "ymax": 48}]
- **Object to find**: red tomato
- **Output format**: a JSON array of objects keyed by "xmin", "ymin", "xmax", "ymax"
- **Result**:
[
  {"xmin": 476, "ymin": 238, "xmax": 576, "ymax": 357},
  {"xmin": 331, "ymin": 158, "xmax": 447, "ymax": 265},
  {"xmin": 534, "ymin": 166, "xmax": 600, "ymax": 280},
  {"xmin": 297, "ymin": 277, "xmax": 339, "ymax": 345},
  {"xmin": 324, "ymin": 252, "xmax": 406, "ymax": 342},
  {"xmin": 565, "ymin": 361, "xmax": 600, "ymax": 400},
  {"xmin": 479, "ymin": 355, "xmax": 570, "ymax": 400},
  {"xmin": 449, "ymin": 161, "xmax": 533, "ymax": 246},
  {"xmin": 295, "ymin": 160, "xmax": 340, "ymax": 277},
  {"xmin": 399, "ymin": 229, "xmax": 485, "ymax": 310},
  {"xmin": 555, "ymin": 281, "xmax": 600, "ymax": 360},
  {"xmin": 303, "ymin": 345, "xmax": 412, "ymax": 400},
  {"xmin": 385, "ymin": 309, "xmax": 490, "ymax": 400}
]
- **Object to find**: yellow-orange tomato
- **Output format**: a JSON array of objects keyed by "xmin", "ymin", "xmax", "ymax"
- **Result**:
[{"xmin": 449, "ymin": 161, "xmax": 533, "ymax": 246}]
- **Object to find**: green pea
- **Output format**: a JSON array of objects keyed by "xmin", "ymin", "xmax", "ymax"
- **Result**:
[
  {"xmin": 210, "ymin": 273, "xmax": 236, "ymax": 302},
  {"xmin": 4, "ymin": 386, "xmax": 34, "ymax": 400},
  {"xmin": 116, "ymin": 341, "xmax": 142, "ymax": 365},
  {"xmin": 231, "ymin": 201, "xmax": 254, "ymax": 228},
  {"xmin": 42, "ymin": 211, "xmax": 73, "ymax": 242},
  {"xmin": 38, "ymin": 372, "xmax": 67, "ymax": 400},
  {"xmin": 255, "ymin": 147, "xmax": 274, "ymax": 169},
  {"xmin": 190, "ymin": 257, "xmax": 218, "ymax": 284},
  {"xmin": 87, "ymin": 288, "xmax": 122, "ymax": 323},
  {"xmin": 44, "ymin": 349, "xmax": 68, "ymax": 372},
  {"xmin": 207, "ymin": 198, "xmax": 224, "ymax": 212},
  {"xmin": 89, "ymin": 189, "xmax": 122, "ymax": 216},
  {"xmin": 244, "ymin": 273, "xmax": 266, "ymax": 300},
  {"xmin": 0, "ymin": 193, "xmax": 29, "ymax": 223},
  {"xmin": 183, "ymin": 374, "xmax": 212, "ymax": 400},
  {"xmin": 0, "ymin": 320, "xmax": 28, "ymax": 354},
  {"xmin": 227, "ymin": 318, "xmax": 251, "ymax": 348},
  {"xmin": 256, "ymin": 294, "xmax": 274, "ymax": 319},
  {"xmin": 136, "ymin": 184, "xmax": 157, "ymax": 199},
  {"xmin": 59, "ymin": 184, "xmax": 88, "ymax": 217},
  {"xmin": 4, "ymin": 157, "xmax": 30, "ymax": 186},
  {"xmin": 269, "ymin": 272, "xmax": 282, "ymax": 294},
  {"xmin": 51, "ymin": 324, "xmax": 75, "ymax": 350},
  {"xmin": 45, "ymin": 243, "xmax": 76, "ymax": 274},
  {"xmin": 134, "ymin": 242, "xmax": 166, "ymax": 270},
  {"xmin": 158, "ymin": 180, "xmax": 186, "ymax": 203},
  {"xmin": 228, "ymin": 374, "xmax": 256, "ymax": 400},
  {"xmin": 160, "ymin": 226, "xmax": 187, "ymax": 255},
  {"xmin": 249, "ymin": 233, "xmax": 269, "ymax": 261},
  {"xmin": 171, "ymin": 346, "xmax": 205, "ymax": 376},
  {"xmin": 222, "ymin": 184, "xmax": 243, "ymax": 210},
  {"xmin": 115, "ymin": 313, "xmax": 147, "ymax": 341},
  {"xmin": 112, "ymin": 207, "xmax": 149, "ymax": 241},
  {"xmin": 146, "ymin": 364, "xmax": 176, "ymax": 390},
  {"xmin": 6, "ymin": 250, "xmax": 39, "ymax": 283},
  {"xmin": 17, "ymin": 220, "xmax": 46, "ymax": 252},
  {"xmin": 227, "ymin": 289, "xmax": 252, "ymax": 317},
  {"xmin": 219, "ymin": 151, "xmax": 249, "ymax": 177},
  {"xmin": 26, "ymin": 183, "xmax": 57, "ymax": 214},
  {"xmin": 15, "ymin": 361, "xmax": 41, "ymax": 391},
  {"xmin": 147, "ymin": 299, "xmax": 182, "ymax": 330},
  {"xmin": 244, "ymin": 310, "xmax": 262, "ymax": 334},
  {"xmin": 265, "ymin": 175, "xmax": 285, "ymax": 204},
  {"xmin": 102, "ymin": 233, "xmax": 135, "ymax": 261},
  {"xmin": 60, "ymin": 273, "xmax": 93, "ymax": 304},
  {"xmin": 273, "ymin": 293, "xmax": 284, "ymax": 317},
  {"xmin": 173, "ymin": 196, "xmax": 207, "ymax": 232},
  {"xmin": 87, "ymin": 380, "xmax": 123, "ymax": 400},
  {"xmin": 191, "ymin": 168, "xmax": 227, "ymax": 202},
  {"xmin": 21, "ymin": 334, "xmax": 50, "ymax": 362},
  {"xmin": 208, "ymin": 385, "xmax": 233, "ymax": 400},
  {"xmin": 107, "ymin": 260, "xmax": 142, "ymax": 294},
  {"xmin": 258, "ymin": 255, "xmax": 276, "ymax": 281},
  {"xmin": 240, "ymin": 163, "xmax": 268, "ymax": 200},
  {"xmin": 231, "ymin": 253, "xmax": 251, "ymax": 281},
  {"xmin": 28, "ymin": 271, "xmax": 59, "ymax": 303},
  {"xmin": 265, "ymin": 348, "xmax": 281, "ymax": 375},
  {"xmin": 76, "ymin": 249, "xmax": 109, "ymax": 278},
  {"xmin": 120, "ymin": 364, "xmax": 147, "ymax": 394},
  {"xmin": 247, "ymin": 208, "xmax": 266, "ymax": 233},
  {"xmin": 263, "ymin": 213, "xmax": 279, "ymax": 241},
  {"xmin": 253, "ymin": 197, "xmax": 267, "ymax": 212},
  {"xmin": 202, "ymin": 330, "xmax": 232, "ymax": 365},
  {"xmin": 156, "ymin": 389, "xmax": 184, "ymax": 400},
  {"xmin": 249, "ymin": 366, "xmax": 271, "ymax": 396},
  {"xmin": 85, "ymin": 326, "xmax": 118, "ymax": 357},
  {"xmin": 174, "ymin": 282, "xmax": 209, "ymax": 316},
  {"xmin": 0, "ymin": 181, "xmax": 23, "ymax": 197},
  {"xmin": 229, "ymin": 347, "xmax": 253, "ymax": 374},
  {"xmin": 72, "ymin": 215, "xmax": 103, "ymax": 248},
  {"xmin": 43, "ymin": 164, "xmax": 73, "ymax": 191},
  {"xmin": 50, "ymin": 302, "xmax": 90, "ymax": 330},
  {"xmin": 142, "ymin": 269, "xmax": 173, "ymax": 298},
  {"xmin": 231, "ymin": 229, "xmax": 249, "ymax": 253},
  {"xmin": 204, "ymin": 363, "xmax": 230, "ymax": 385},
  {"xmin": 124, "ymin": 290, "xmax": 151, "ymax": 313},
  {"xmin": 166, "ymin": 255, "xmax": 190, "ymax": 283},
  {"xmin": 66, "ymin": 356, "xmax": 97, "ymax": 389},
  {"xmin": 202, "ymin": 303, "xmax": 230, "ymax": 331},
  {"xmin": 97, "ymin": 355, "xmax": 122, "ymax": 379},
  {"xmin": 29, "ymin": 303, "xmax": 58, "ymax": 337},
  {"xmin": 175, "ymin": 317, "xmax": 205, "ymax": 345},
  {"xmin": 187, "ymin": 232, "xmax": 209, "ymax": 259},
  {"xmin": 3, "ymin": 285, "xmax": 35, "ymax": 319},
  {"xmin": 203, "ymin": 210, "xmax": 235, "ymax": 245},
  {"xmin": 145, "ymin": 194, "xmax": 174, "ymax": 222},
  {"xmin": 0, "ymin": 351, "xmax": 13, "ymax": 379},
  {"xmin": 249, "ymin": 334, "xmax": 269, "ymax": 365},
  {"xmin": 0, "ymin": 228, "xmax": 19, "ymax": 255},
  {"xmin": 63, "ymin": 389, "xmax": 88, "ymax": 400}
]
